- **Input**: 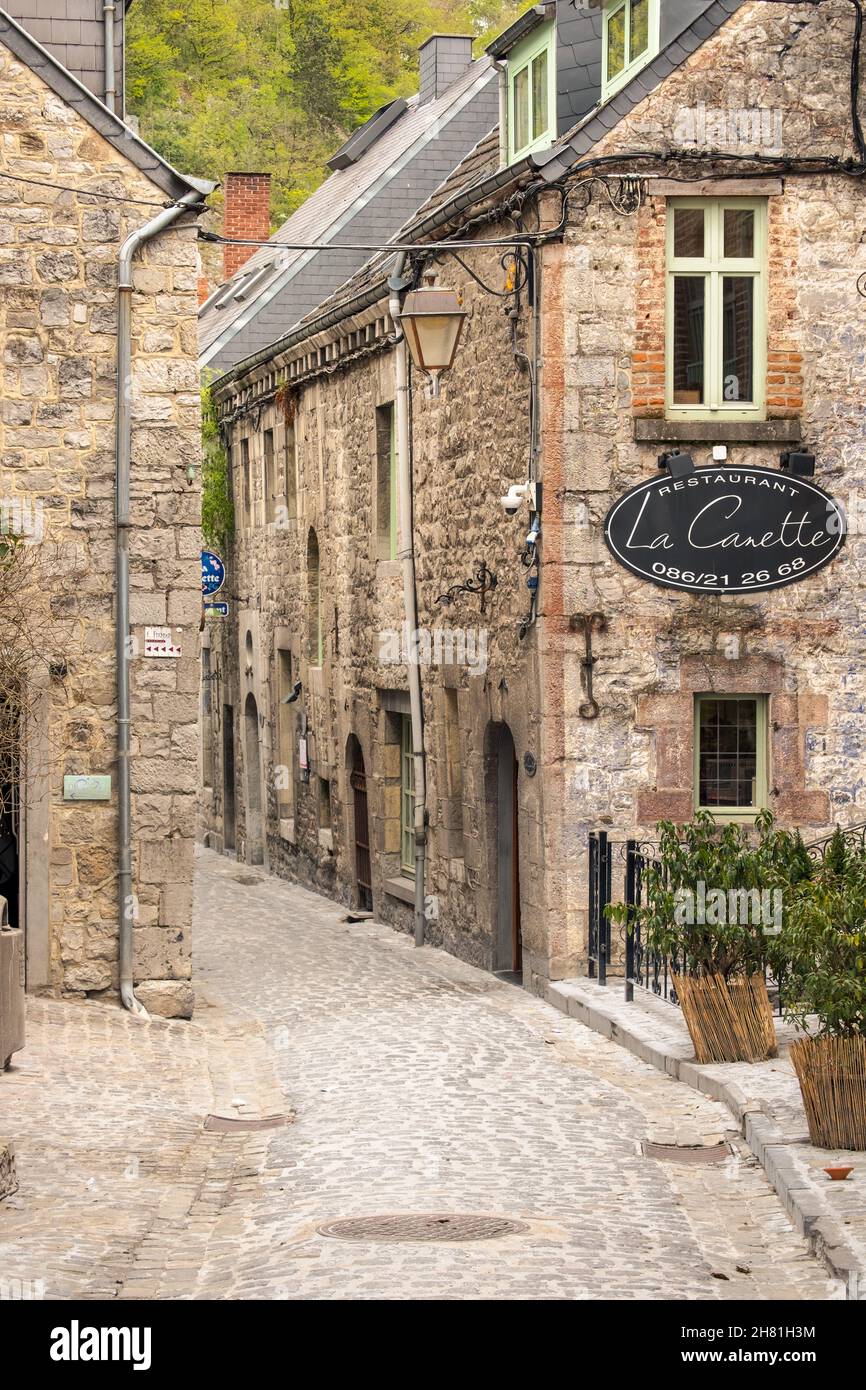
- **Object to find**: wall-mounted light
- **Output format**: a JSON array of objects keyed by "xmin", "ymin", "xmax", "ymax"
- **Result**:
[
  {"xmin": 398, "ymin": 272, "xmax": 466, "ymax": 397},
  {"xmin": 780, "ymin": 450, "xmax": 816, "ymax": 477},
  {"xmin": 657, "ymin": 449, "xmax": 695, "ymax": 480}
]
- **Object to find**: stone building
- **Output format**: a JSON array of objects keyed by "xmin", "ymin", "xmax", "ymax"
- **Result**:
[
  {"xmin": 201, "ymin": 0, "xmax": 865, "ymax": 991},
  {"xmin": 0, "ymin": 8, "xmax": 211, "ymax": 1016}
]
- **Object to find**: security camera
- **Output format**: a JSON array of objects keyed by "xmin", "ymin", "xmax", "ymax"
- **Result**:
[{"xmin": 500, "ymin": 481, "xmax": 536, "ymax": 515}]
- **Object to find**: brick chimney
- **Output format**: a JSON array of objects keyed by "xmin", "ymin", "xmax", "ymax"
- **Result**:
[
  {"xmin": 223, "ymin": 173, "xmax": 271, "ymax": 280},
  {"xmin": 418, "ymin": 34, "xmax": 474, "ymax": 105}
]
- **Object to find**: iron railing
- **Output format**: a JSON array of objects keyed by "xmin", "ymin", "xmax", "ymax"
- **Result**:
[{"xmin": 587, "ymin": 822, "xmax": 866, "ymax": 1006}]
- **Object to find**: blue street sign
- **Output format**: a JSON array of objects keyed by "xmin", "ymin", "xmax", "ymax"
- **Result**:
[
  {"xmin": 204, "ymin": 601, "xmax": 229, "ymax": 617},
  {"xmin": 201, "ymin": 550, "xmax": 225, "ymax": 596}
]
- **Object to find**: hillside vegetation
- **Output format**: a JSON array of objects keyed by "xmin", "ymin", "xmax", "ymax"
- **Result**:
[{"xmin": 128, "ymin": 0, "xmax": 527, "ymax": 226}]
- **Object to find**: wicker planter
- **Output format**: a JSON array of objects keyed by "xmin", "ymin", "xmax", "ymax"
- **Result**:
[
  {"xmin": 672, "ymin": 970, "xmax": 778, "ymax": 1064},
  {"xmin": 790, "ymin": 1035, "xmax": 866, "ymax": 1150}
]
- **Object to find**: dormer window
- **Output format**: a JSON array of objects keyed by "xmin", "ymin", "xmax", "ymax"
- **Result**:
[
  {"xmin": 602, "ymin": 0, "xmax": 659, "ymax": 102},
  {"xmin": 507, "ymin": 20, "xmax": 556, "ymax": 162}
]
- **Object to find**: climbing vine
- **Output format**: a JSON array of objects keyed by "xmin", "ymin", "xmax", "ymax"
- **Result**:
[{"xmin": 201, "ymin": 381, "xmax": 234, "ymax": 553}]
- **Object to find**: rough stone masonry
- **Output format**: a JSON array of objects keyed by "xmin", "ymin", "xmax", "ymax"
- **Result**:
[{"xmin": 0, "ymin": 40, "xmax": 202, "ymax": 1015}]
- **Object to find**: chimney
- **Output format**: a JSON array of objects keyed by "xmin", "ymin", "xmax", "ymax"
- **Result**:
[
  {"xmin": 418, "ymin": 34, "xmax": 474, "ymax": 105},
  {"xmin": 223, "ymin": 173, "xmax": 271, "ymax": 281}
]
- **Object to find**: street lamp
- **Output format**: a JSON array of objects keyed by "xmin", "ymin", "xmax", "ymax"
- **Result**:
[{"xmin": 397, "ymin": 272, "xmax": 467, "ymax": 396}]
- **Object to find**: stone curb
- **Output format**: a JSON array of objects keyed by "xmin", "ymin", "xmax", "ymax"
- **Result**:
[
  {"xmin": 545, "ymin": 978, "xmax": 863, "ymax": 1298},
  {"xmin": 0, "ymin": 1138, "xmax": 18, "ymax": 1201}
]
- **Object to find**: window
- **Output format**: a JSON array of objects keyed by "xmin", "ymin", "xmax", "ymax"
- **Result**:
[
  {"xmin": 375, "ymin": 403, "xmax": 397, "ymax": 561},
  {"xmin": 444, "ymin": 687, "xmax": 464, "ymax": 841},
  {"xmin": 263, "ymin": 428, "xmax": 275, "ymax": 523},
  {"xmin": 318, "ymin": 776, "xmax": 332, "ymax": 831},
  {"xmin": 694, "ymin": 696, "xmax": 768, "ymax": 817},
  {"xmin": 241, "ymin": 438, "xmax": 251, "ymax": 527},
  {"xmin": 667, "ymin": 199, "xmax": 767, "ymax": 419},
  {"xmin": 307, "ymin": 528, "xmax": 322, "ymax": 665},
  {"xmin": 284, "ymin": 418, "xmax": 297, "ymax": 521},
  {"xmin": 401, "ymin": 714, "xmax": 415, "ymax": 876},
  {"xmin": 602, "ymin": 0, "xmax": 659, "ymax": 101},
  {"xmin": 276, "ymin": 648, "xmax": 295, "ymax": 821},
  {"xmin": 507, "ymin": 21, "xmax": 555, "ymax": 162}
]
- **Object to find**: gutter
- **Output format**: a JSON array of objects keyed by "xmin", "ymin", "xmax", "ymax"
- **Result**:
[
  {"xmin": 115, "ymin": 188, "xmax": 212, "ymax": 1017},
  {"xmin": 388, "ymin": 255, "xmax": 428, "ymax": 948}
]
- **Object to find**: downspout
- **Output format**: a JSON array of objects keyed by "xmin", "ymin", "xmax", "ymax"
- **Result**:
[
  {"xmin": 494, "ymin": 59, "xmax": 508, "ymax": 169},
  {"xmin": 116, "ymin": 189, "xmax": 207, "ymax": 1015},
  {"xmin": 103, "ymin": 2, "xmax": 116, "ymax": 113},
  {"xmin": 388, "ymin": 255, "xmax": 427, "ymax": 947}
]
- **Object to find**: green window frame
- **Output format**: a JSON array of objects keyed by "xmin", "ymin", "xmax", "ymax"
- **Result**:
[
  {"xmin": 601, "ymin": 0, "xmax": 659, "ymax": 102},
  {"xmin": 507, "ymin": 20, "xmax": 556, "ymax": 163},
  {"xmin": 694, "ymin": 695, "xmax": 768, "ymax": 819},
  {"xmin": 400, "ymin": 714, "xmax": 415, "ymax": 876},
  {"xmin": 666, "ymin": 198, "xmax": 768, "ymax": 420}
]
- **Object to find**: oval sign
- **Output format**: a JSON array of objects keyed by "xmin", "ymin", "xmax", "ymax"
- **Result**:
[
  {"xmin": 603, "ymin": 465, "xmax": 845, "ymax": 594},
  {"xmin": 201, "ymin": 549, "xmax": 225, "ymax": 596}
]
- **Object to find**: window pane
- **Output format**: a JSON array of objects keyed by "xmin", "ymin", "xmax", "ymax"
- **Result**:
[
  {"xmin": 514, "ymin": 66, "xmax": 529, "ymax": 150},
  {"xmin": 724, "ymin": 208, "xmax": 754, "ymax": 258},
  {"xmin": 698, "ymin": 699, "xmax": 759, "ymax": 808},
  {"xmin": 722, "ymin": 277, "xmax": 754, "ymax": 403},
  {"xmin": 631, "ymin": 0, "xmax": 649, "ymax": 59},
  {"xmin": 673, "ymin": 277, "xmax": 705, "ymax": 404},
  {"xmin": 673, "ymin": 207, "xmax": 704, "ymax": 258},
  {"xmin": 531, "ymin": 49, "xmax": 549, "ymax": 141},
  {"xmin": 607, "ymin": 6, "xmax": 626, "ymax": 78}
]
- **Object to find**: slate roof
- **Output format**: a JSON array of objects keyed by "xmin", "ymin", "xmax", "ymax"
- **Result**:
[
  {"xmin": 0, "ymin": 6, "xmax": 210, "ymax": 202},
  {"xmin": 198, "ymin": 53, "xmax": 499, "ymax": 372},
  {"xmin": 212, "ymin": 0, "xmax": 749, "ymax": 392}
]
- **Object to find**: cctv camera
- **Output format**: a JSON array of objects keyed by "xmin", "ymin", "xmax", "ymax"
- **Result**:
[{"xmin": 500, "ymin": 481, "xmax": 535, "ymax": 515}]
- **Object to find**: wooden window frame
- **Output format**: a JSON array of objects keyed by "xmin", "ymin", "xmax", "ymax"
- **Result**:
[
  {"xmin": 666, "ymin": 197, "xmax": 768, "ymax": 421},
  {"xmin": 693, "ymin": 693, "xmax": 768, "ymax": 820},
  {"xmin": 400, "ymin": 714, "xmax": 415, "ymax": 877},
  {"xmin": 507, "ymin": 20, "xmax": 556, "ymax": 163},
  {"xmin": 601, "ymin": 0, "xmax": 659, "ymax": 103}
]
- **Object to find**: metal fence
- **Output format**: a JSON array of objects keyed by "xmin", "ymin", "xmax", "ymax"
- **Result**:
[{"xmin": 587, "ymin": 822, "xmax": 866, "ymax": 1006}]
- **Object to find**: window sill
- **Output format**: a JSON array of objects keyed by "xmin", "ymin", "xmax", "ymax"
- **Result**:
[
  {"xmin": 634, "ymin": 418, "xmax": 801, "ymax": 444},
  {"xmin": 383, "ymin": 875, "xmax": 415, "ymax": 905}
]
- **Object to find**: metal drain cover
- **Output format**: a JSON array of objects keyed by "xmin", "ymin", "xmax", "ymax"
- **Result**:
[
  {"xmin": 317, "ymin": 1214, "xmax": 529, "ymax": 1243},
  {"xmin": 204, "ymin": 1113, "xmax": 290, "ymax": 1132},
  {"xmin": 643, "ymin": 1141, "xmax": 730, "ymax": 1164}
]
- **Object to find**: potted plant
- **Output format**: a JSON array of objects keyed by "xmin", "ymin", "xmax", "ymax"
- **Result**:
[
  {"xmin": 773, "ymin": 828, "xmax": 866, "ymax": 1150},
  {"xmin": 609, "ymin": 811, "xmax": 807, "ymax": 1064}
]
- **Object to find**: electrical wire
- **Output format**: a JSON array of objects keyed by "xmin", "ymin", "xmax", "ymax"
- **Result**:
[{"xmin": 0, "ymin": 167, "xmax": 196, "ymax": 207}]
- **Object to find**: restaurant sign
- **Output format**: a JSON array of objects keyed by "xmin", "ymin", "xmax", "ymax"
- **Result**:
[{"xmin": 603, "ymin": 465, "xmax": 845, "ymax": 594}]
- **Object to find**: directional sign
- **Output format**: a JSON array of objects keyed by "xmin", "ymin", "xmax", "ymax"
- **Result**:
[
  {"xmin": 201, "ymin": 550, "xmax": 226, "ymax": 596},
  {"xmin": 603, "ymin": 465, "xmax": 845, "ymax": 594},
  {"xmin": 204, "ymin": 601, "xmax": 229, "ymax": 617}
]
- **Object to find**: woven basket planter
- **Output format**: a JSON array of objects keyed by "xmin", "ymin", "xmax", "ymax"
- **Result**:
[
  {"xmin": 790, "ymin": 1035, "xmax": 866, "ymax": 1150},
  {"xmin": 672, "ymin": 970, "xmax": 778, "ymax": 1064}
]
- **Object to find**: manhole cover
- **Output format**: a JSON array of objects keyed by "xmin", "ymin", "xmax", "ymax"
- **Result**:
[
  {"xmin": 204, "ymin": 1113, "xmax": 290, "ymax": 1132},
  {"xmin": 643, "ymin": 1141, "xmax": 731, "ymax": 1165},
  {"xmin": 317, "ymin": 1214, "xmax": 529, "ymax": 1243}
]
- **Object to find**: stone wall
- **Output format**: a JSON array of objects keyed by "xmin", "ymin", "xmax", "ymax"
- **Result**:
[
  {"xmin": 204, "ymin": 2, "xmax": 865, "ymax": 985},
  {"xmin": 0, "ymin": 41, "xmax": 201, "ymax": 1015}
]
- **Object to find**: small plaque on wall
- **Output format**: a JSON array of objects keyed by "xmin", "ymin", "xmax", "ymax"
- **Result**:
[{"xmin": 64, "ymin": 775, "xmax": 112, "ymax": 802}]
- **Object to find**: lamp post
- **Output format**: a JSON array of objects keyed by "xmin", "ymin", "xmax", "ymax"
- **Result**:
[{"xmin": 397, "ymin": 271, "xmax": 467, "ymax": 396}]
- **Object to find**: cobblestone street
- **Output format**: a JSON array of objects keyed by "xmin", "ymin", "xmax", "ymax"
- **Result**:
[{"xmin": 0, "ymin": 849, "xmax": 841, "ymax": 1301}]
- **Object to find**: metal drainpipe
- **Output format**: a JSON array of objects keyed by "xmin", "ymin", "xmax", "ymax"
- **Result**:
[
  {"xmin": 388, "ymin": 255, "xmax": 427, "ymax": 947},
  {"xmin": 103, "ymin": 2, "xmax": 116, "ymax": 113},
  {"xmin": 116, "ymin": 189, "xmax": 207, "ymax": 1015}
]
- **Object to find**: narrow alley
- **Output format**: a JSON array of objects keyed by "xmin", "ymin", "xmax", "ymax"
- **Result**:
[{"xmin": 0, "ymin": 850, "xmax": 840, "ymax": 1301}]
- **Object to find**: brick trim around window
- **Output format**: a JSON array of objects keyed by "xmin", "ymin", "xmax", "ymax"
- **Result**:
[{"xmin": 634, "ymin": 655, "xmax": 829, "ymax": 827}]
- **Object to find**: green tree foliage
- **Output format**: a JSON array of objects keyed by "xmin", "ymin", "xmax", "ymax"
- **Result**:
[
  {"xmin": 200, "ymin": 381, "xmax": 234, "ymax": 551},
  {"xmin": 128, "ymin": 0, "xmax": 529, "ymax": 225}
]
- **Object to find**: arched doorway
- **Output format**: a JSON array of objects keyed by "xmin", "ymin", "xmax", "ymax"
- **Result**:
[
  {"xmin": 244, "ymin": 692, "xmax": 264, "ymax": 865},
  {"xmin": 346, "ymin": 735, "xmax": 371, "ymax": 911},
  {"xmin": 491, "ymin": 722, "xmax": 522, "ymax": 978}
]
